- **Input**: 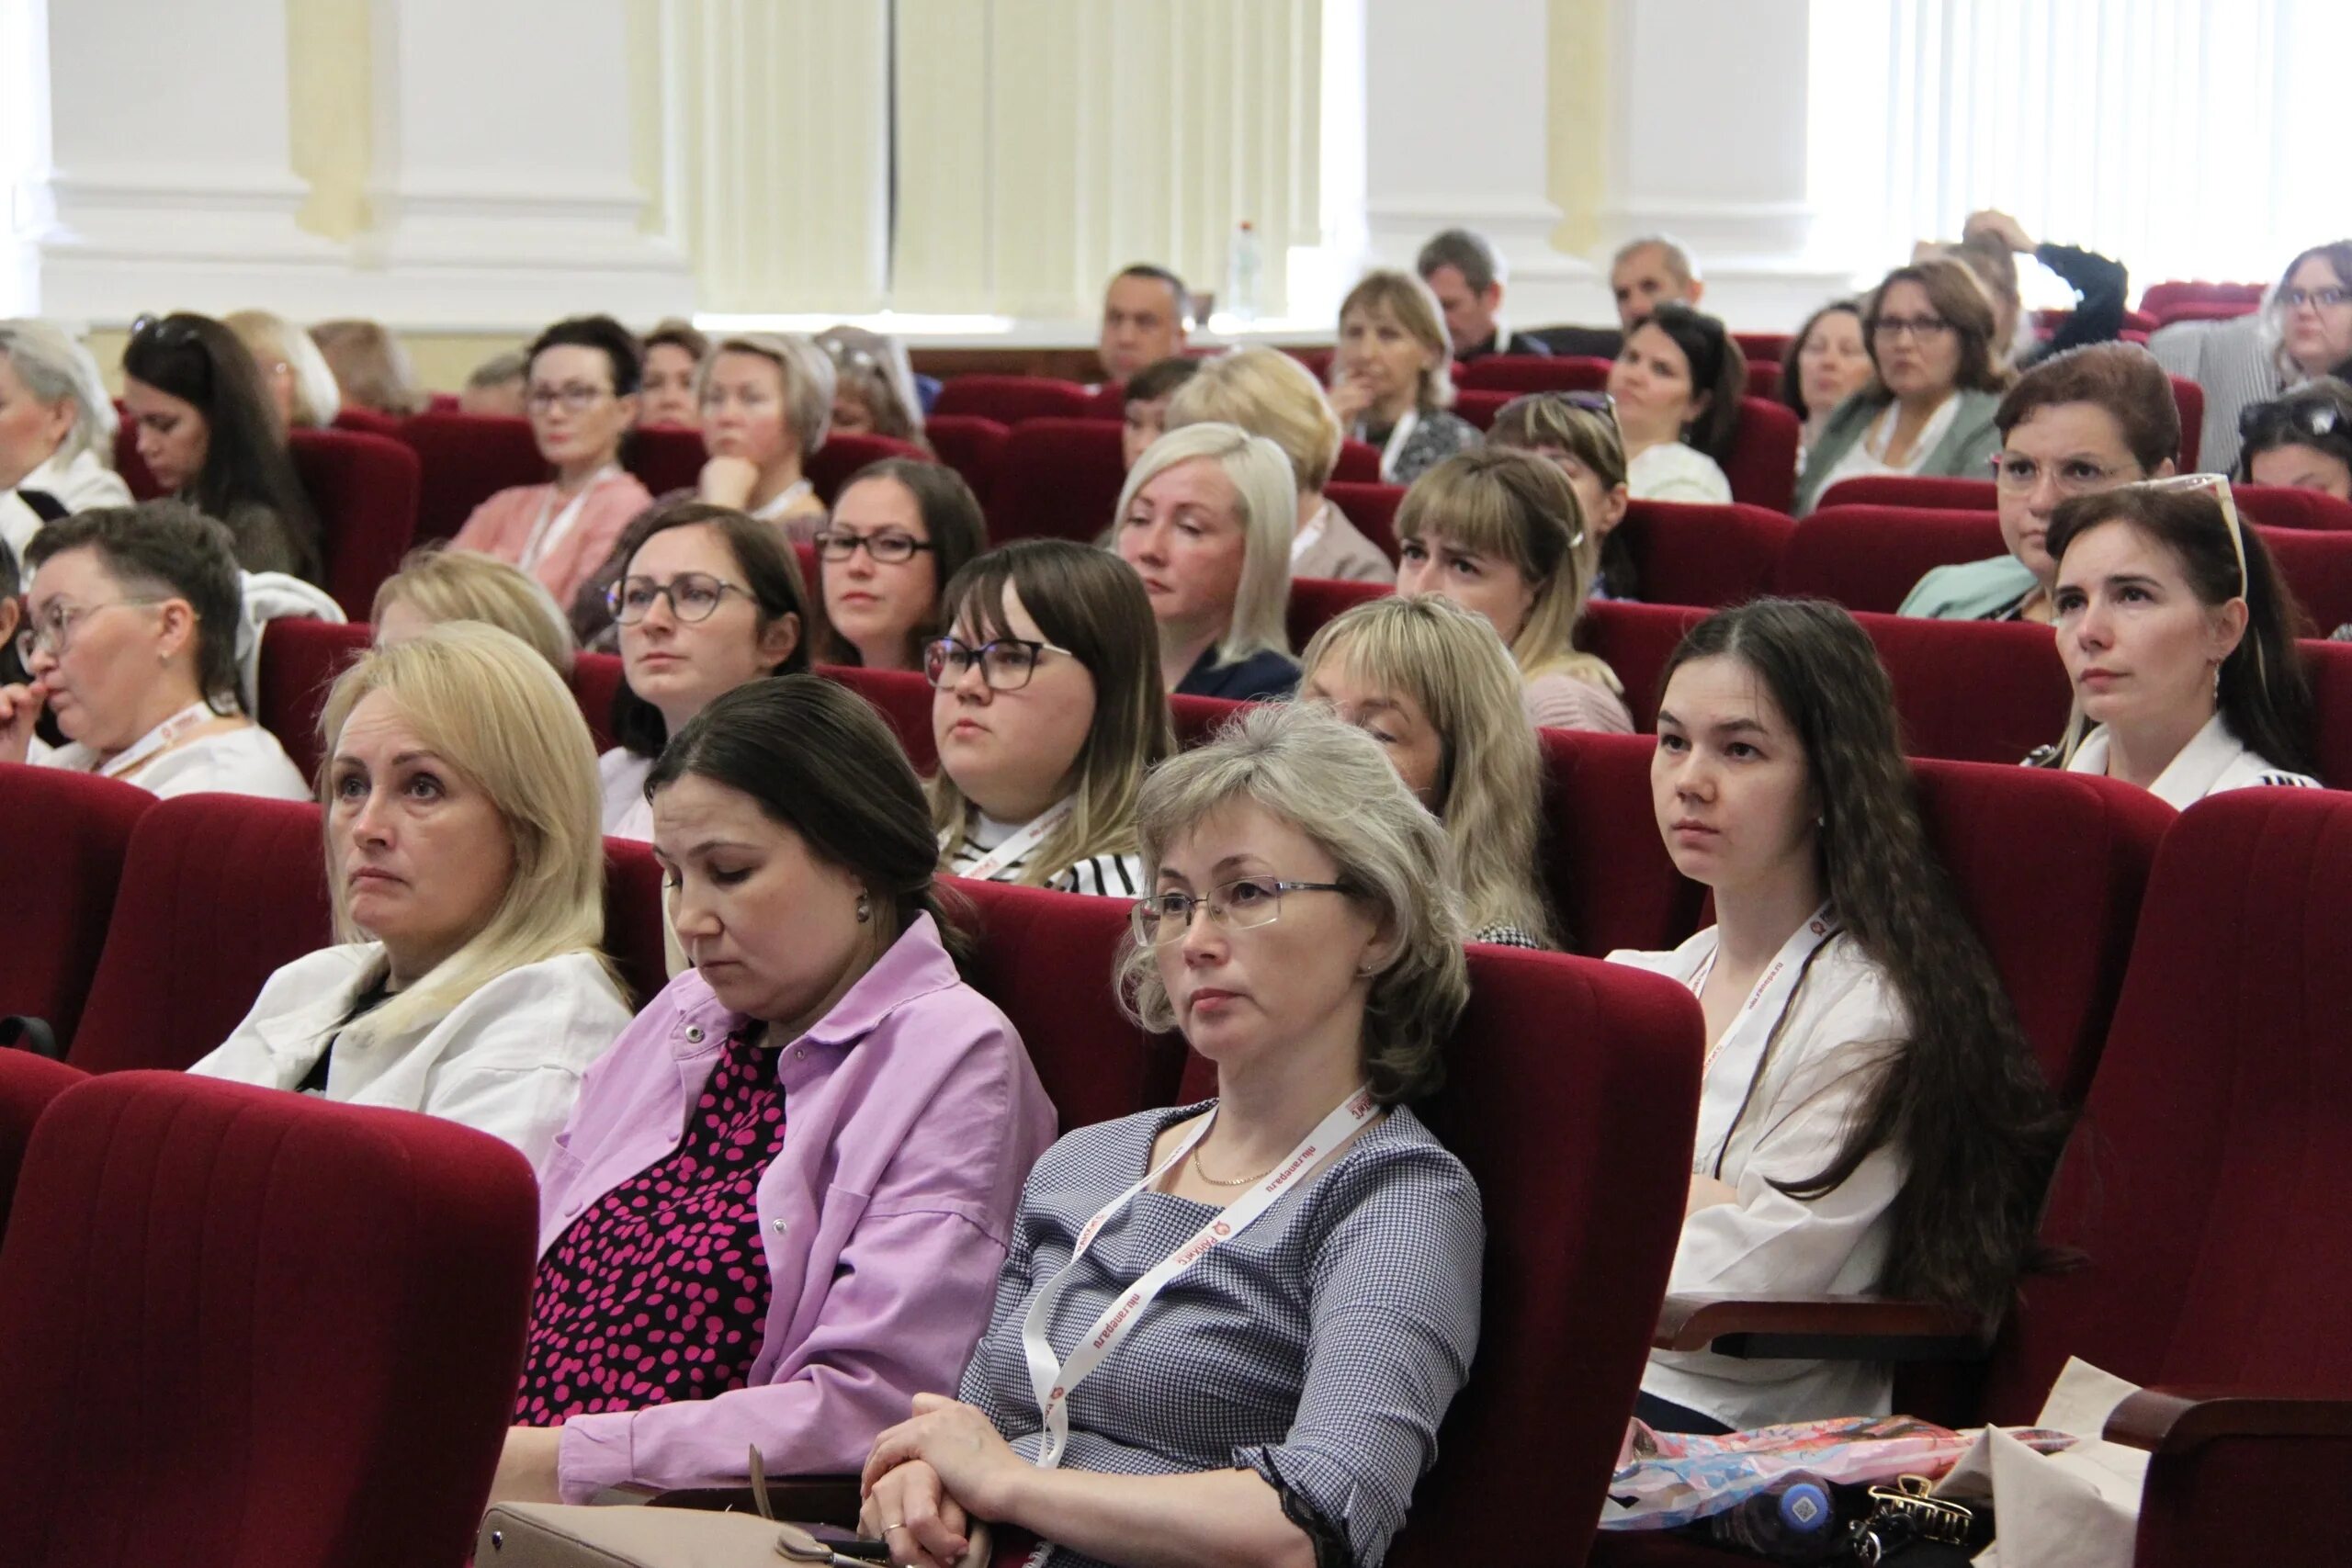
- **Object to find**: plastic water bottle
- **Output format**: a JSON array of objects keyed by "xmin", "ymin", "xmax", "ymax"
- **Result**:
[
  {"xmin": 1227, "ymin": 220, "xmax": 1261, "ymax": 324},
  {"xmin": 1703, "ymin": 1471, "xmax": 1842, "ymax": 1562}
]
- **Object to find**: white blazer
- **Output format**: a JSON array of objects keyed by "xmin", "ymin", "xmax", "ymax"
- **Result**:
[
  {"xmin": 189, "ymin": 943, "xmax": 634, "ymax": 1164},
  {"xmin": 1608, "ymin": 928, "xmax": 1908, "ymax": 1429},
  {"xmin": 1, "ymin": 446, "xmax": 134, "ymax": 555},
  {"xmin": 36, "ymin": 722, "xmax": 311, "ymax": 803},
  {"xmin": 598, "ymin": 747, "xmax": 655, "ymax": 842},
  {"xmin": 2064, "ymin": 713, "xmax": 2319, "ymax": 810}
]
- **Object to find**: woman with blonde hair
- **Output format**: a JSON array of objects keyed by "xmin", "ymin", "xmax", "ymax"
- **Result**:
[
  {"xmin": 695, "ymin": 332, "xmax": 836, "ymax": 537},
  {"xmin": 1487, "ymin": 389, "xmax": 1637, "ymax": 600},
  {"xmin": 1114, "ymin": 423, "xmax": 1301, "ymax": 699},
  {"xmin": 311, "ymin": 318, "xmax": 426, "ymax": 418},
  {"xmin": 190, "ymin": 622, "xmax": 631, "ymax": 1161},
  {"xmin": 1395, "ymin": 448, "xmax": 1632, "ymax": 732},
  {"xmin": 1301, "ymin": 593, "xmax": 1557, "ymax": 948},
  {"xmin": 1330, "ymin": 270, "xmax": 1482, "ymax": 485},
  {"xmin": 931, "ymin": 539, "xmax": 1174, "ymax": 897},
  {"xmin": 818, "ymin": 325, "xmax": 929, "ymax": 447},
  {"xmin": 372, "ymin": 545, "xmax": 577, "ymax": 672},
  {"xmin": 224, "ymin": 309, "xmax": 343, "ymax": 430},
  {"xmin": 1167, "ymin": 345, "xmax": 1395, "ymax": 583}
]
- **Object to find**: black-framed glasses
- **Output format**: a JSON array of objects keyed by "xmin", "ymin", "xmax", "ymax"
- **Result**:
[
  {"xmin": 15, "ymin": 596, "xmax": 169, "ymax": 664},
  {"xmin": 1988, "ymin": 453, "xmax": 2128, "ymax": 495},
  {"xmin": 607, "ymin": 573, "xmax": 752, "ymax": 626},
  {"xmin": 1130, "ymin": 877, "xmax": 1351, "ymax": 946},
  {"xmin": 922, "ymin": 635, "xmax": 1075, "ymax": 691},
  {"xmin": 2279, "ymin": 286, "xmax": 2352, "ymax": 310},
  {"xmin": 1871, "ymin": 315, "xmax": 1953, "ymax": 341},
  {"xmin": 814, "ymin": 529, "xmax": 934, "ymax": 565},
  {"xmin": 526, "ymin": 383, "xmax": 615, "ymax": 415}
]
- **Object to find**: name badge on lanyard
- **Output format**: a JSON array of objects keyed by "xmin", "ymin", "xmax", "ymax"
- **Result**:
[
  {"xmin": 1376, "ymin": 410, "xmax": 1421, "ymax": 484},
  {"xmin": 1685, "ymin": 904, "xmax": 1837, "ymax": 1175},
  {"xmin": 949, "ymin": 800, "xmax": 1075, "ymax": 883},
  {"xmin": 97, "ymin": 701, "xmax": 217, "ymax": 782}
]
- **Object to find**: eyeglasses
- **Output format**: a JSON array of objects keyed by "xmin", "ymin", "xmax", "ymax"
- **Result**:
[
  {"xmin": 15, "ymin": 597, "xmax": 167, "ymax": 664},
  {"xmin": 2279, "ymin": 286, "xmax": 2352, "ymax": 310},
  {"xmin": 1871, "ymin": 315, "xmax": 1953, "ymax": 342},
  {"xmin": 1130, "ymin": 877, "xmax": 1351, "ymax": 946},
  {"xmin": 526, "ymin": 383, "xmax": 614, "ymax": 415},
  {"xmin": 1989, "ymin": 453, "xmax": 2128, "ymax": 495},
  {"xmin": 606, "ymin": 573, "xmax": 753, "ymax": 626},
  {"xmin": 922, "ymin": 635, "xmax": 1075, "ymax": 692},
  {"xmin": 2135, "ymin": 473, "xmax": 2251, "ymax": 600},
  {"xmin": 814, "ymin": 529, "xmax": 934, "ymax": 565}
]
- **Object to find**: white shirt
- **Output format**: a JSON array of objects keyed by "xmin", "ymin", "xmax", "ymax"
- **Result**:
[
  {"xmin": 2063, "ymin": 712, "xmax": 2319, "ymax": 810},
  {"xmin": 189, "ymin": 943, "xmax": 632, "ymax": 1164},
  {"xmin": 1813, "ymin": 393, "xmax": 1962, "ymax": 495},
  {"xmin": 1607, "ymin": 928, "xmax": 1908, "ymax": 1429},
  {"xmin": 38, "ymin": 719, "xmax": 311, "ymax": 803},
  {"xmin": 1625, "ymin": 442, "xmax": 1733, "ymax": 505},
  {"xmin": 1, "ymin": 446, "xmax": 134, "ymax": 555},
  {"xmin": 598, "ymin": 748, "xmax": 656, "ymax": 842}
]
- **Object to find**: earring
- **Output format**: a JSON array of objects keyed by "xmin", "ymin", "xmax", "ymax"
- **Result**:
[{"xmin": 854, "ymin": 894, "xmax": 872, "ymax": 925}]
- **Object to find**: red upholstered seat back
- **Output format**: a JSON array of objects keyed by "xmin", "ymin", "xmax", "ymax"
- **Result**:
[
  {"xmin": 2138, "ymin": 279, "xmax": 2265, "ymax": 325},
  {"xmin": 1745, "ymin": 361, "xmax": 1785, "ymax": 400},
  {"xmin": 1618, "ymin": 501, "xmax": 1794, "ymax": 609},
  {"xmin": 2168, "ymin": 377, "xmax": 2204, "ymax": 468},
  {"xmin": 1331, "ymin": 438, "xmax": 1384, "ymax": 483},
  {"xmin": 1722, "ymin": 399, "xmax": 1803, "ymax": 513},
  {"xmin": 1816, "ymin": 475, "xmax": 1998, "ymax": 513},
  {"xmin": 626, "ymin": 424, "xmax": 708, "ymax": 497},
  {"xmin": 1456, "ymin": 355, "xmax": 1611, "ymax": 393},
  {"xmin": 0, "ymin": 1055, "xmax": 85, "ymax": 1235},
  {"xmin": 2258, "ymin": 525, "xmax": 2352, "ymax": 631},
  {"xmin": 2237, "ymin": 485, "xmax": 2352, "ymax": 532},
  {"xmin": 1778, "ymin": 505, "xmax": 2007, "ymax": 614},
  {"xmin": 570, "ymin": 651, "xmax": 624, "ymax": 751},
  {"xmin": 807, "ymin": 433, "xmax": 930, "ymax": 505},
  {"xmin": 1852, "ymin": 611, "xmax": 2070, "ymax": 764},
  {"xmin": 1324, "ymin": 480, "xmax": 1405, "ymax": 562},
  {"xmin": 330, "ymin": 406, "xmax": 403, "ymax": 437},
  {"xmin": 396, "ymin": 412, "xmax": 543, "ymax": 543},
  {"xmin": 922, "ymin": 414, "xmax": 1011, "ymax": 505},
  {"xmin": 601, "ymin": 835, "xmax": 673, "ymax": 1010},
  {"xmin": 1537, "ymin": 730, "xmax": 1702, "ymax": 957},
  {"xmin": 1169, "ymin": 694, "xmax": 1249, "ymax": 745},
  {"xmin": 0, "ymin": 1072, "xmax": 536, "ymax": 1568},
  {"xmin": 989, "ymin": 419, "xmax": 1126, "ymax": 543},
  {"xmin": 1451, "ymin": 389, "xmax": 1512, "ymax": 431},
  {"xmin": 820, "ymin": 664, "xmax": 939, "ymax": 774},
  {"xmin": 69, "ymin": 796, "xmax": 332, "ymax": 1074},
  {"xmin": 931, "ymin": 375, "xmax": 1095, "ymax": 424},
  {"xmin": 287, "ymin": 429, "xmax": 421, "ymax": 618},
  {"xmin": 2303, "ymin": 638, "xmax": 2352, "ymax": 788},
  {"xmin": 1580, "ymin": 600, "xmax": 1703, "ymax": 730},
  {"xmin": 1984, "ymin": 789, "xmax": 2352, "ymax": 1425},
  {"xmin": 111, "ymin": 417, "xmax": 163, "ymax": 499},
  {"xmin": 1285, "ymin": 576, "xmax": 1392, "ymax": 652},
  {"xmin": 256, "ymin": 617, "xmax": 373, "ymax": 782},
  {"xmin": 0, "ymin": 766, "xmax": 153, "ymax": 1050},
  {"xmin": 1734, "ymin": 333, "xmax": 1792, "ymax": 365},
  {"xmin": 942, "ymin": 876, "xmax": 1186, "ymax": 1128}
]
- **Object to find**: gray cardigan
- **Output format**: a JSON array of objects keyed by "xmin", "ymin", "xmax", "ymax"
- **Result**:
[{"xmin": 1793, "ymin": 388, "xmax": 2005, "ymax": 514}]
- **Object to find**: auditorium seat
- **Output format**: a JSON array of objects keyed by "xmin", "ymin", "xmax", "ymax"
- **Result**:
[
  {"xmin": 1456, "ymin": 355, "xmax": 1611, "ymax": 394},
  {"xmin": 2303, "ymin": 639, "xmax": 2352, "ymax": 788},
  {"xmin": 1535, "ymin": 730, "xmax": 1701, "ymax": 957},
  {"xmin": 287, "ymin": 427, "xmax": 421, "ymax": 619},
  {"xmin": 2138, "ymin": 279, "xmax": 2265, "ymax": 326},
  {"xmin": 1732, "ymin": 332, "xmax": 1792, "ymax": 365},
  {"xmin": 1286, "ymin": 346, "xmax": 1335, "ymax": 383},
  {"xmin": 0, "ymin": 1054, "xmax": 85, "ymax": 1230},
  {"xmin": 256, "ymin": 617, "xmax": 373, "ymax": 782},
  {"xmin": 570, "ymin": 650, "xmax": 624, "ymax": 752},
  {"xmin": 807, "ymin": 432, "xmax": 929, "ymax": 505},
  {"xmin": 988, "ymin": 418, "xmax": 1125, "ymax": 543},
  {"xmin": 1285, "ymin": 576, "xmax": 1391, "ymax": 652},
  {"xmin": 922, "ymin": 413, "xmax": 1011, "ymax": 505},
  {"xmin": 1082, "ymin": 381, "xmax": 1126, "ymax": 422},
  {"xmin": 820, "ymin": 663, "xmax": 938, "ymax": 774},
  {"xmin": 2259, "ymin": 526, "xmax": 2352, "ymax": 631},
  {"xmin": 1450, "ymin": 388, "xmax": 1511, "ymax": 431},
  {"xmin": 1579, "ymin": 600, "xmax": 1702, "ymax": 730},
  {"xmin": 1777, "ymin": 504, "xmax": 2007, "ymax": 614},
  {"xmin": 1721, "ymin": 398, "xmax": 1802, "ymax": 513},
  {"xmin": 602, "ymin": 835, "xmax": 672, "ymax": 1010},
  {"xmin": 2235, "ymin": 484, "xmax": 2352, "ymax": 532},
  {"xmin": 2169, "ymin": 376, "xmax": 2205, "ymax": 468},
  {"xmin": 329, "ymin": 405, "xmax": 403, "ymax": 437},
  {"xmin": 111, "ymin": 419, "xmax": 163, "ymax": 500},
  {"xmin": 0, "ymin": 1071, "xmax": 536, "ymax": 1568},
  {"xmin": 1618, "ymin": 500, "xmax": 1794, "ymax": 609},
  {"xmin": 1325, "ymin": 480, "xmax": 1406, "ymax": 562},
  {"xmin": 0, "ymin": 765, "xmax": 153, "ymax": 1054},
  {"xmin": 1332, "ymin": 438, "xmax": 1384, "ymax": 483},
  {"xmin": 931, "ymin": 375, "xmax": 1095, "ymax": 424},
  {"xmin": 626, "ymin": 423, "xmax": 708, "ymax": 496},
  {"xmin": 1169, "ymin": 693, "xmax": 1248, "ymax": 745},
  {"xmin": 1815, "ymin": 474, "xmax": 1995, "ymax": 513},
  {"xmin": 397, "ymin": 412, "xmax": 543, "ymax": 543},
  {"xmin": 1743, "ymin": 360, "xmax": 1783, "ymax": 400}
]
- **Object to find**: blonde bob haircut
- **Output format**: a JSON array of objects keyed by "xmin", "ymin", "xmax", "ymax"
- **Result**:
[
  {"xmin": 317, "ymin": 622, "xmax": 612, "ymax": 1052},
  {"xmin": 1300, "ymin": 594, "xmax": 1558, "ymax": 948},
  {"xmin": 1338, "ymin": 269, "xmax": 1458, "ymax": 412},
  {"xmin": 1115, "ymin": 422, "xmax": 1296, "ymax": 666},
  {"xmin": 223, "ymin": 310, "xmax": 343, "ymax": 429},
  {"xmin": 372, "ymin": 545, "xmax": 578, "ymax": 673},
  {"xmin": 1396, "ymin": 447, "xmax": 1621, "ymax": 694},
  {"xmin": 1116, "ymin": 702, "xmax": 1469, "ymax": 1105},
  {"xmin": 1165, "ymin": 345, "xmax": 1344, "ymax": 494},
  {"xmin": 700, "ymin": 333, "xmax": 837, "ymax": 459}
]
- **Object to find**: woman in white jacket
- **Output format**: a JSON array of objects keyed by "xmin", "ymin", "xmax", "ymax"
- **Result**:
[
  {"xmin": 0, "ymin": 320, "xmax": 132, "ymax": 554},
  {"xmin": 192, "ymin": 621, "xmax": 632, "ymax": 1161}
]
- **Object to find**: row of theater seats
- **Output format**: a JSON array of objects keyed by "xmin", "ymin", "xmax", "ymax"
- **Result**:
[{"xmin": 3, "ymin": 743, "xmax": 2345, "ymax": 1563}]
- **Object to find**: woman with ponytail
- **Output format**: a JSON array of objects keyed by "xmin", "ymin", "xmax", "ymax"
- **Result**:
[
  {"xmin": 1611, "ymin": 598, "xmax": 2065, "ymax": 1432},
  {"xmin": 489, "ymin": 674, "xmax": 1057, "ymax": 1506}
]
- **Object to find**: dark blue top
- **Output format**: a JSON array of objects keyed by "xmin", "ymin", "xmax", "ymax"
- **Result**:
[{"xmin": 1177, "ymin": 645, "xmax": 1301, "ymax": 701}]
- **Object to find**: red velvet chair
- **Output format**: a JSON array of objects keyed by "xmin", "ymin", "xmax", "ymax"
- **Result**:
[
  {"xmin": 931, "ymin": 375, "xmax": 1095, "ymax": 424},
  {"xmin": 1169, "ymin": 694, "xmax": 1248, "ymax": 745},
  {"xmin": 1285, "ymin": 576, "xmax": 1391, "ymax": 653},
  {"xmin": 1618, "ymin": 501, "xmax": 1795, "ymax": 610},
  {"xmin": 1855, "ymin": 612, "xmax": 2071, "ymax": 765},
  {"xmin": 1456, "ymin": 355, "xmax": 1612, "ymax": 394},
  {"xmin": 1535, "ymin": 731, "xmax": 1702, "ymax": 958},
  {"xmin": 807, "ymin": 433, "xmax": 930, "ymax": 505},
  {"xmin": 820, "ymin": 663, "xmax": 938, "ymax": 774},
  {"xmin": 1744, "ymin": 361, "xmax": 1784, "ymax": 400},
  {"xmin": 1325, "ymin": 480, "xmax": 1406, "ymax": 562},
  {"xmin": 2137, "ymin": 279, "xmax": 2265, "ymax": 326},
  {"xmin": 396, "ymin": 412, "xmax": 544, "ymax": 543},
  {"xmin": 1580, "ymin": 600, "xmax": 1704, "ymax": 730},
  {"xmin": 2235, "ymin": 484, "xmax": 2352, "ymax": 532},
  {"xmin": 602, "ymin": 834, "xmax": 673, "ymax": 1010},
  {"xmin": 627, "ymin": 423, "xmax": 708, "ymax": 496},
  {"xmin": 1733, "ymin": 333, "xmax": 1792, "ymax": 365},
  {"xmin": 2302, "ymin": 637, "xmax": 2352, "ymax": 788},
  {"xmin": 0, "ymin": 765, "xmax": 153, "ymax": 1053},
  {"xmin": 1285, "ymin": 346, "xmax": 1335, "ymax": 383},
  {"xmin": 922, "ymin": 414, "xmax": 1012, "ymax": 507},
  {"xmin": 256, "ymin": 617, "xmax": 374, "ymax": 782},
  {"xmin": 1331, "ymin": 438, "xmax": 1385, "ymax": 483},
  {"xmin": 330, "ymin": 405, "xmax": 404, "ymax": 437},
  {"xmin": 0, "ymin": 1071, "xmax": 537, "ymax": 1568},
  {"xmin": 1777, "ymin": 505, "xmax": 2007, "ymax": 614},
  {"xmin": 1720, "ymin": 398, "xmax": 1802, "ymax": 513},
  {"xmin": 569, "ymin": 649, "xmax": 624, "ymax": 752},
  {"xmin": 1452, "ymin": 389, "xmax": 1513, "ymax": 431},
  {"xmin": 2168, "ymin": 376, "xmax": 2205, "ymax": 469},
  {"xmin": 2260, "ymin": 525, "xmax": 2352, "ymax": 632},
  {"xmin": 1815, "ymin": 475, "xmax": 1997, "ymax": 513},
  {"xmin": 1082, "ymin": 381, "xmax": 1126, "ymax": 423},
  {"xmin": 0, "ymin": 1054, "xmax": 85, "ymax": 1229},
  {"xmin": 988, "ymin": 419, "xmax": 1125, "ymax": 543},
  {"xmin": 288, "ymin": 428, "xmax": 422, "ymax": 618}
]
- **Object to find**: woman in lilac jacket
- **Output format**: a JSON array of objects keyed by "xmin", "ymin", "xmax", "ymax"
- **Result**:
[{"xmin": 487, "ymin": 674, "xmax": 1057, "ymax": 1506}]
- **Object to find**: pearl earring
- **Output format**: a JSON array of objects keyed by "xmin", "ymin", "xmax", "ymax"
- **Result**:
[{"xmin": 854, "ymin": 894, "xmax": 872, "ymax": 924}]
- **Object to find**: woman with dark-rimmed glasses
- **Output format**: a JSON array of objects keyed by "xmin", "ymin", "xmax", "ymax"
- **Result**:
[
  {"xmin": 807, "ymin": 458, "xmax": 989, "ymax": 672},
  {"xmin": 929, "ymin": 538, "xmax": 1173, "ymax": 898}
]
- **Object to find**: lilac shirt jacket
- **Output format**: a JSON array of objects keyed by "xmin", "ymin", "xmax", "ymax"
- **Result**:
[{"xmin": 537, "ymin": 913, "xmax": 1057, "ymax": 1501}]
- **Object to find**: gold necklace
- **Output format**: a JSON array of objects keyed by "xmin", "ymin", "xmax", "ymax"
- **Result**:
[{"xmin": 1189, "ymin": 1141, "xmax": 1276, "ymax": 1189}]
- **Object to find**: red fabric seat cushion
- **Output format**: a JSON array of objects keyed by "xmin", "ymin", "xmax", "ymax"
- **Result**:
[
  {"xmin": 1325, "ymin": 481, "xmax": 1406, "ymax": 562},
  {"xmin": 807, "ymin": 433, "xmax": 930, "ymax": 506},
  {"xmin": 1456, "ymin": 355, "xmax": 1612, "ymax": 394},
  {"xmin": 288, "ymin": 429, "xmax": 422, "ymax": 619},
  {"xmin": 1776, "ymin": 505, "xmax": 2007, "ymax": 615},
  {"xmin": 922, "ymin": 415, "xmax": 1011, "ymax": 506},
  {"xmin": 987, "ymin": 419, "xmax": 1127, "ymax": 544},
  {"xmin": 0, "ymin": 765, "xmax": 154, "ymax": 1048},
  {"xmin": 1536, "ymin": 730, "xmax": 1702, "ymax": 957},
  {"xmin": 626, "ymin": 424, "xmax": 709, "ymax": 498},
  {"xmin": 1285, "ymin": 576, "xmax": 1392, "ymax": 653},
  {"xmin": 931, "ymin": 376, "xmax": 1096, "ymax": 424},
  {"xmin": 1815, "ymin": 475, "xmax": 1998, "ymax": 513},
  {"xmin": 396, "ymin": 412, "xmax": 545, "ymax": 543},
  {"xmin": 256, "ymin": 618, "xmax": 374, "ymax": 783},
  {"xmin": 1721, "ymin": 399, "xmax": 1802, "ymax": 514},
  {"xmin": 1619, "ymin": 502, "xmax": 1795, "ymax": 610}
]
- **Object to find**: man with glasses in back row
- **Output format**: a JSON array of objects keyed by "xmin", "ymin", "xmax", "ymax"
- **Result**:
[{"xmin": 1899, "ymin": 342, "xmax": 2180, "ymax": 622}]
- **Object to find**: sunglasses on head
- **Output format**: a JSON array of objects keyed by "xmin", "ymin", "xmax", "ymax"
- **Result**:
[{"xmin": 2239, "ymin": 395, "xmax": 2348, "ymax": 446}]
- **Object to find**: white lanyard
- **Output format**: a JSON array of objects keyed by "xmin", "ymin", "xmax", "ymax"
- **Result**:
[
  {"xmin": 518, "ymin": 467, "xmax": 616, "ymax": 572},
  {"xmin": 1021, "ymin": 1085, "xmax": 1377, "ymax": 1470},
  {"xmin": 96, "ymin": 701, "xmax": 219, "ymax": 782},
  {"xmin": 950, "ymin": 800, "xmax": 1075, "ymax": 883},
  {"xmin": 1374, "ymin": 409, "xmax": 1421, "ymax": 484},
  {"xmin": 1686, "ymin": 904, "xmax": 1837, "ymax": 1173},
  {"xmin": 1290, "ymin": 501, "xmax": 1329, "ymax": 564},
  {"xmin": 751, "ymin": 478, "xmax": 813, "ymax": 522}
]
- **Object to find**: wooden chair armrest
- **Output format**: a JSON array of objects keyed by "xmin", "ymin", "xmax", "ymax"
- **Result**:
[
  {"xmin": 646, "ymin": 1474, "xmax": 864, "ymax": 1526},
  {"xmin": 2104, "ymin": 1389, "xmax": 2352, "ymax": 1455},
  {"xmin": 1653, "ymin": 1292, "xmax": 1991, "ymax": 1361}
]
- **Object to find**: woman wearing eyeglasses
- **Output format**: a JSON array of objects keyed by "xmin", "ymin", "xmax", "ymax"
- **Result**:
[
  {"xmin": 594, "ymin": 502, "xmax": 810, "ymax": 842},
  {"xmin": 0, "ymin": 501, "xmax": 307, "ymax": 800},
  {"xmin": 2237, "ymin": 377, "xmax": 2352, "ymax": 501},
  {"xmin": 1901, "ymin": 344, "xmax": 2178, "ymax": 623},
  {"xmin": 2036, "ymin": 477, "xmax": 2319, "ymax": 806},
  {"xmin": 2152, "ymin": 243, "xmax": 2352, "ymax": 474},
  {"xmin": 808, "ymin": 459, "xmax": 988, "ymax": 671},
  {"xmin": 1793, "ymin": 259, "xmax": 2013, "ymax": 515},
  {"xmin": 930, "ymin": 539, "xmax": 1173, "ymax": 899},
  {"xmin": 855, "ymin": 703, "xmax": 1480, "ymax": 1568},
  {"xmin": 1485, "ymin": 390, "xmax": 1638, "ymax": 600},
  {"xmin": 453, "ymin": 315, "xmax": 655, "ymax": 607}
]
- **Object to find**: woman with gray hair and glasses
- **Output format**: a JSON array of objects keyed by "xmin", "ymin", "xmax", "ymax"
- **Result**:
[
  {"xmin": 856, "ymin": 701, "xmax": 1483, "ymax": 1568},
  {"xmin": 0, "ymin": 320, "xmax": 132, "ymax": 553}
]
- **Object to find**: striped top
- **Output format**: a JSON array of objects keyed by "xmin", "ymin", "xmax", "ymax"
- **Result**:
[
  {"xmin": 944, "ymin": 811, "xmax": 1145, "ymax": 899},
  {"xmin": 2147, "ymin": 312, "xmax": 2283, "ymax": 476}
]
